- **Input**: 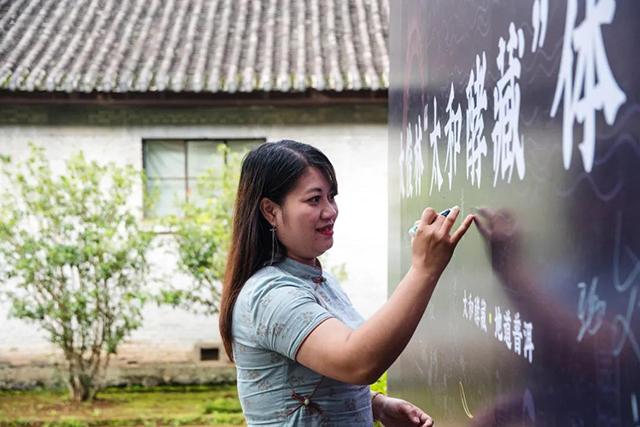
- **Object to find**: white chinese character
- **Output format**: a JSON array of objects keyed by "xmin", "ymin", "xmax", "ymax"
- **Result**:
[
  {"xmin": 523, "ymin": 321, "xmax": 535, "ymax": 363},
  {"xmin": 429, "ymin": 97, "xmax": 443, "ymax": 195},
  {"xmin": 473, "ymin": 295, "xmax": 480, "ymax": 327},
  {"xmin": 407, "ymin": 127, "xmax": 414, "ymax": 197},
  {"xmin": 444, "ymin": 83, "xmax": 461, "ymax": 190},
  {"xmin": 423, "ymin": 102, "xmax": 429, "ymax": 133},
  {"xmin": 474, "ymin": 295, "xmax": 481, "ymax": 328},
  {"xmin": 480, "ymin": 299, "xmax": 487, "ymax": 332},
  {"xmin": 513, "ymin": 312, "xmax": 523, "ymax": 355},
  {"xmin": 399, "ymin": 128, "xmax": 412, "ymax": 197},
  {"xmin": 577, "ymin": 277, "xmax": 606, "ymax": 342},
  {"xmin": 412, "ymin": 115, "xmax": 425, "ymax": 197},
  {"xmin": 399, "ymin": 111, "xmax": 427, "ymax": 199},
  {"xmin": 491, "ymin": 23, "xmax": 526, "ymax": 186},
  {"xmin": 463, "ymin": 290, "xmax": 469, "ymax": 319},
  {"xmin": 494, "ymin": 306, "xmax": 503, "ymax": 341},
  {"xmin": 466, "ymin": 52, "xmax": 488, "ymax": 189},
  {"xmin": 550, "ymin": 0, "xmax": 626, "ymax": 173},
  {"xmin": 504, "ymin": 309, "xmax": 512, "ymax": 350},
  {"xmin": 468, "ymin": 292, "xmax": 475, "ymax": 322},
  {"xmin": 531, "ymin": 0, "xmax": 548, "ymax": 52}
]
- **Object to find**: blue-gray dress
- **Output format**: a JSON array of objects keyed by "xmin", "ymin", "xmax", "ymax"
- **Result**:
[{"xmin": 232, "ymin": 257, "xmax": 373, "ymax": 426}]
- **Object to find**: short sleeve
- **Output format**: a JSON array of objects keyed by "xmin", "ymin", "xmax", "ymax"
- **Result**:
[{"xmin": 248, "ymin": 278, "xmax": 333, "ymax": 360}]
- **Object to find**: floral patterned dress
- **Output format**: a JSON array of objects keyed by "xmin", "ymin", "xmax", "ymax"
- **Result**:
[{"xmin": 232, "ymin": 257, "xmax": 373, "ymax": 426}]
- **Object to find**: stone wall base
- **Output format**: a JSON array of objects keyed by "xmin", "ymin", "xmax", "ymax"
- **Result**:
[{"xmin": 0, "ymin": 361, "xmax": 236, "ymax": 391}]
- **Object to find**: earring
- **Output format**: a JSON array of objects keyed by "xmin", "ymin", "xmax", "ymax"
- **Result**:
[{"xmin": 270, "ymin": 225, "xmax": 277, "ymax": 265}]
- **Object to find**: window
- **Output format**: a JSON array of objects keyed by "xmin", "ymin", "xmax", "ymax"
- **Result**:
[
  {"xmin": 143, "ymin": 139, "xmax": 262, "ymax": 217},
  {"xmin": 200, "ymin": 347, "xmax": 220, "ymax": 361}
]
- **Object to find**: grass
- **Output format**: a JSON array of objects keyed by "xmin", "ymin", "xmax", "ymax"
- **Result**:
[
  {"xmin": 0, "ymin": 374, "xmax": 388, "ymax": 426},
  {"xmin": 0, "ymin": 385, "xmax": 244, "ymax": 427}
]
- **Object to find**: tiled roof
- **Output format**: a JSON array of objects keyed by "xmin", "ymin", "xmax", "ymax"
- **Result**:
[{"xmin": 0, "ymin": 0, "xmax": 389, "ymax": 94}]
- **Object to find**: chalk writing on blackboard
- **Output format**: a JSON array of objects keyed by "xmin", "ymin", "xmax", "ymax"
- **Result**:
[
  {"xmin": 576, "ymin": 277, "xmax": 606, "ymax": 342},
  {"xmin": 465, "ymin": 53, "xmax": 488, "ymax": 189},
  {"xmin": 613, "ymin": 212, "xmax": 640, "ymax": 293},
  {"xmin": 492, "ymin": 22, "xmax": 526, "ymax": 186},
  {"xmin": 550, "ymin": 0, "xmax": 626, "ymax": 173},
  {"xmin": 612, "ymin": 286, "xmax": 639, "ymax": 360},
  {"xmin": 444, "ymin": 83, "xmax": 462, "ymax": 190},
  {"xmin": 399, "ymin": 110, "xmax": 426, "ymax": 198},
  {"xmin": 531, "ymin": 0, "xmax": 548, "ymax": 53},
  {"xmin": 458, "ymin": 380, "xmax": 474, "ymax": 419},
  {"xmin": 611, "ymin": 212, "xmax": 640, "ymax": 362},
  {"xmin": 462, "ymin": 289, "xmax": 534, "ymax": 363},
  {"xmin": 430, "ymin": 97, "xmax": 443, "ymax": 195},
  {"xmin": 398, "ymin": 0, "xmax": 628, "ymax": 203}
]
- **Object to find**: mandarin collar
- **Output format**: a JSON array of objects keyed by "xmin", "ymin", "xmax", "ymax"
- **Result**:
[{"xmin": 275, "ymin": 257, "xmax": 324, "ymax": 281}]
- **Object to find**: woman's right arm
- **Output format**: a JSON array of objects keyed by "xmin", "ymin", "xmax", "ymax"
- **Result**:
[{"xmin": 296, "ymin": 207, "xmax": 475, "ymax": 385}]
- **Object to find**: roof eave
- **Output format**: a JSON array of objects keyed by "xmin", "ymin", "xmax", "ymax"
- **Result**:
[{"xmin": 0, "ymin": 89, "xmax": 388, "ymax": 108}]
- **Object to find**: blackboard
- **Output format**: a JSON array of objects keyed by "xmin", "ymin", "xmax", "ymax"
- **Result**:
[{"xmin": 387, "ymin": 1, "xmax": 640, "ymax": 425}]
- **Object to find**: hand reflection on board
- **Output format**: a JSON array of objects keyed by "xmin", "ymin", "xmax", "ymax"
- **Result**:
[
  {"xmin": 474, "ymin": 207, "xmax": 524, "ymax": 275},
  {"xmin": 469, "ymin": 207, "xmax": 537, "ymax": 426},
  {"xmin": 467, "ymin": 207, "xmax": 639, "ymax": 426}
]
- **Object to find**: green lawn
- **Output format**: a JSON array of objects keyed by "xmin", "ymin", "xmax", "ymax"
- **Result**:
[
  {"xmin": 0, "ymin": 374, "xmax": 387, "ymax": 426},
  {"xmin": 0, "ymin": 385, "xmax": 244, "ymax": 427}
]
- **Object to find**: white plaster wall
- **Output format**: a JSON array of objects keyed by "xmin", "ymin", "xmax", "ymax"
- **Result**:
[{"xmin": 0, "ymin": 120, "xmax": 388, "ymax": 364}]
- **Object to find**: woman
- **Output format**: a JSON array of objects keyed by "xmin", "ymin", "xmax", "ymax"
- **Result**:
[{"xmin": 220, "ymin": 140, "xmax": 474, "ymax": 426}]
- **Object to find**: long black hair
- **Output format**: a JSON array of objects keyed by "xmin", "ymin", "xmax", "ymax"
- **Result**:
[{"xmin": 219, "ymin": 140, "xmax": 337, "ymax": 361}]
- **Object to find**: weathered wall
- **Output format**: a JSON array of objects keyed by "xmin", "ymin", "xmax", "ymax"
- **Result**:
[
  {"xmin": 0, "ymin": 104, "xmax": 388, "ymax": 387},
  {"xmin": 0, "ymin": 361, "xmax": 237, "ymax": 390}
]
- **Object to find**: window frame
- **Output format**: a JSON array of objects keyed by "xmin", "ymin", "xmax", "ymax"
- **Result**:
[{"xmin": 142, "ymin": 138, "xmax": 264, "ymax": 218}]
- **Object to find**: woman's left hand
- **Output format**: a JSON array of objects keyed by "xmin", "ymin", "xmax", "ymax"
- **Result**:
[{"xmin": 374, "ymin": 395, "xmax": 434, "ymax": 426}]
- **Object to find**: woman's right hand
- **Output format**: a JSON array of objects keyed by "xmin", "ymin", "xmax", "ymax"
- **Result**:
[{"xmin": 410, "ymin": 206, "xmax": 474, "ymax": 281}]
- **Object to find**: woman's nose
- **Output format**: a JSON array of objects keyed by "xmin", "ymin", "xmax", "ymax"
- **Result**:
[{"xmin": 321, "ymin": 202, "xmax": 338, "ymax": 219}]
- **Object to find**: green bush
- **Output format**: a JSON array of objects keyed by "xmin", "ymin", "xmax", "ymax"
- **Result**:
[
  {"xmin": 0, "ymin": 146, "xmax": 154, "ymax": 402},
  {"xmin": 160, "ymin": 145, "xmax": 243, "ymax": 316},
  {"xmin": 372, "ymin": 372, "xmax": 387, "ymax": 427},
  {"xmin": 371, "ymin": 372, "xmax": 387, "ymax": 394}
]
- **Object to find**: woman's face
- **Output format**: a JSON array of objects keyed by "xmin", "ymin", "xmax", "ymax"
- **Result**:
[{"xmin": 270, "ymin": 166, "xmax": 338, "ymax": 266}]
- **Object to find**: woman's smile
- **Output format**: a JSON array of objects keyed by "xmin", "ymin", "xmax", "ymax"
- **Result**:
[{"xmin": 316, "ymin": 224, "xmax": 334, "ymax": 236}]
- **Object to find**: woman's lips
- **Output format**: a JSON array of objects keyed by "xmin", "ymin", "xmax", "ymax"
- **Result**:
[{"xmin": 316, "ymin": 227, "xmax": 334, "ymax": 236}]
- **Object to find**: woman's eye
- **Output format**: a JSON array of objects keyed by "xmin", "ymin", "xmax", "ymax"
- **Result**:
[{"xmin": 309, "ymin": 196, "xmax": 320, "ymax": 203}]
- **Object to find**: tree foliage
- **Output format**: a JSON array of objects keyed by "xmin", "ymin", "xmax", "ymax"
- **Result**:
[
  {"xmin": 0, "ymin": 145, "xmax": 154, "ymax": 401},
  {"xmin": 160, "ymin": 145, "xmax": 242, "ymax": 316},
  {"xmin": 159, "ymin": 144, "xmax": 349, "ymax": 315}
]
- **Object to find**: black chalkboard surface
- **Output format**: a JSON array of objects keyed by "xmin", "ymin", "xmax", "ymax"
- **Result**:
[{"xmin": 387, "ymin": 1, "xmax": 640, "ymax": 425}]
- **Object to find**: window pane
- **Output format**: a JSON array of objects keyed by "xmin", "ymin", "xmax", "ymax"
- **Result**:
[
  {"xmin": 145, "ymin": 141, "xmax": 185, "ymax": 179},
  {"xmin": 228, "ymin": 139, "xmax": 262, "ymax": 154},
  {"xmin": 187, "ymin": 141, "xmax": 224, "ymax": 179},
  {"xmin": 145, "ymin": 179, "xmax": 186, "ymax": 218}
]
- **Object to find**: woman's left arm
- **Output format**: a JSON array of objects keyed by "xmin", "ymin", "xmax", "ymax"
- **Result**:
[{"xmin": 371, "ymin": 392, "xmax": 434, "ymax": 427}]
